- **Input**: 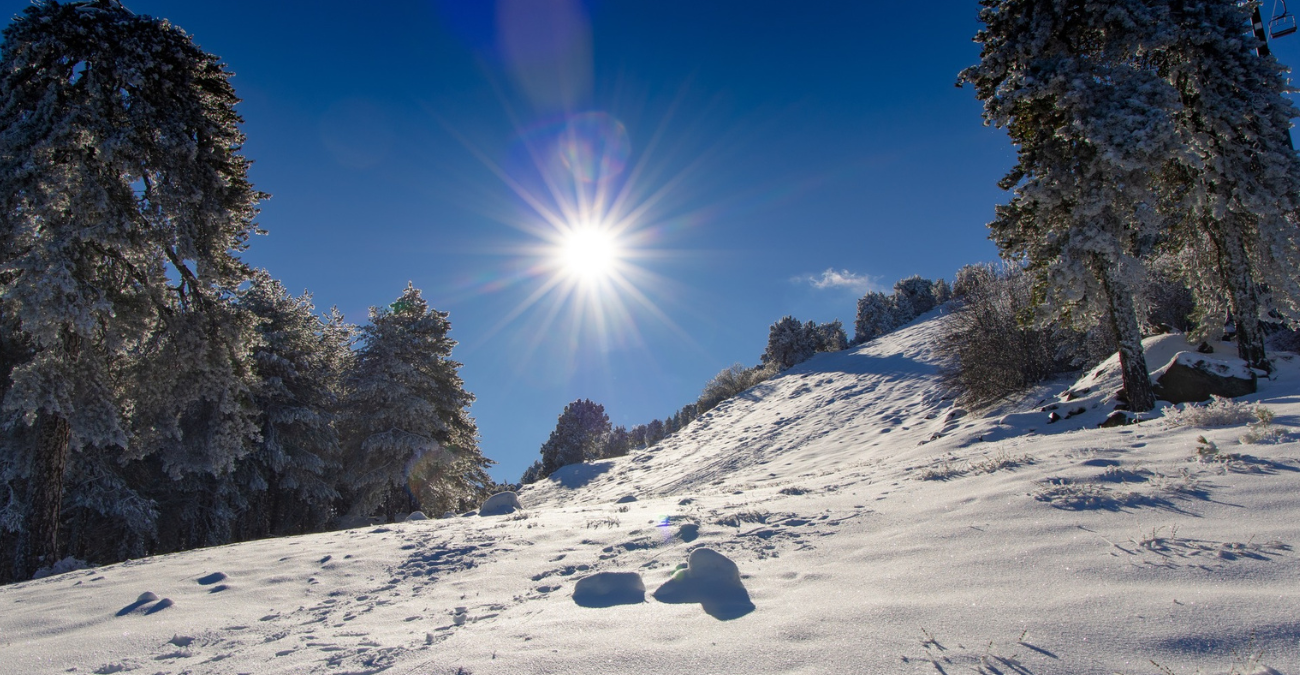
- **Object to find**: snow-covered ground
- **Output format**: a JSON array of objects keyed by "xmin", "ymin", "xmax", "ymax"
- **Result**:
[{"xmin": 3, "ymin": 310, "xmax": 1298, "ymax": 675}]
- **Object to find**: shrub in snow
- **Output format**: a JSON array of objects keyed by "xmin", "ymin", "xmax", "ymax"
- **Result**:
[
  {"xmin": 1239, "ymin": 408, "xmax": 1289, "ymax": 445},
  {"xmin": 939, "ymin": 266, "xmax": 1085, "ymax": 408},
  {"xmin": 1163, "ymin": 397, "xmax": 1265, "ymax": 428},
  {"xmin": 952, "ymin": 264, "xmax": 997, "ymax": 300},
  {"xmin": 32, "ymin": 556, "xmax": 90, "ymax": 579},
  {"xmin": 697, "ymin": 363, "xmax": 776, "ymax": 414}
]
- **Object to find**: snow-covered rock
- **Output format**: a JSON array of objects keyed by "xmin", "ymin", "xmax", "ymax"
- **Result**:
[
  {"xmin": 1152, "ymin": 351, "xmax": 1257, "ymax": 403},
  {"xmin": 478, "ymin": 490, "xmax": 522, "ymax": 516}
]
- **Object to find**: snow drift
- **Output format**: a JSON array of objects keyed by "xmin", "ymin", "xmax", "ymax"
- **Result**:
[{"xmin": 2, "ymin": 310, "xmax": 1298, "ymax": 675}]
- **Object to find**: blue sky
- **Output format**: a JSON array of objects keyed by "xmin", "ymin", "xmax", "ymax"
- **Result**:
[{"xmin": 8, "ymin": 1, "xmax": 1300, "ymax": 482}]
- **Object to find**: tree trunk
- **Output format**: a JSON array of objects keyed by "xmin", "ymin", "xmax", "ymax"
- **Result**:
[
  {"xmin": 1213, "ymin": 222, "xmax": 1270, "ymax": 372},
  {"xmin": 23, "ymin": 410, "xmax": 72, "ymax": 577},
  {"xmin": 1096, "ymin": 259, "xmax": 1155, "ymax": 412}
]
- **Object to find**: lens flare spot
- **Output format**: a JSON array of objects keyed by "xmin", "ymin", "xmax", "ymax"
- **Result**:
[{"xmin": 558, "ymin": 111, "xmax": 631, "ymax": 183}]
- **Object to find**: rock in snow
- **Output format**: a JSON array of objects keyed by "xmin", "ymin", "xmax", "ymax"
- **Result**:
[
  {"xmin": 478, "ymin": 491, "xmax": 523, "ymax": 516},
  {"xmin": 652, "ymin": 548, "xmax": 754, "ymax": 620},
  {"xmin": 572, "ymin": 572, "xmax": 645, "ymax": 608},
  {"xmin": 1152, "ymin": 351, "xmax": 1257, "ymax": 404}
]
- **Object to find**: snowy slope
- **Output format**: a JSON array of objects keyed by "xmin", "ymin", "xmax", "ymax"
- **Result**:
[{"xmin": 3, "ymin": 310, "xmax": 1298, "ymax": 675}]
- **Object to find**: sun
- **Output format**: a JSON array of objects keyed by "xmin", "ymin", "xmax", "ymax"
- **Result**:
[{"xmin": 558, "ymin": 225, "xmax": 620, "ymax": 281}]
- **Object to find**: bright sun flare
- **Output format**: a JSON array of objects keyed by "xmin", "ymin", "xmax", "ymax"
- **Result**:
[{"xmin": 559, "ymin": 226, "xmax": 618, "ymax": 280}]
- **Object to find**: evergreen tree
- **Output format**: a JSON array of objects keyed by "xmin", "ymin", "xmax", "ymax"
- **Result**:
[
  {"xmin": 602, "ymin": 425, "xmax": 631, "ymax": 458},
  {"xmin": 520, "ymin": 459, "xmax": 544, "ymax": 485},
  {"xmin": 236, "ymin": 272, "xmax": 352, "ymax": 536},
  {"xmin": 960, "ymin": 0, "xmax": 1182, "ymax": 412},
  {"xmin": 538, "ymin": 399, "xmax": 610, "ymax": 476},
  {"xmin": 933, "ymin": 278, "xmax": 953, "ymax": 306},
  {"xmin": 1157, "ymin": 1, "xmax": 1300, "ymax": 370},
  {"xmin": 628, "ymin": 424, "xmax": 648, "ymax": 450},
  {"xmin": 644, "ymin": 419, "xmax": 665, "ymax": 446},
  {"xmin": 0, "ymin": 0, "xmax": 264, "ymax": 577},
  {"xmin": 339, "ymin": 284, "xmax": 487, "ymax": 521},
  {"xmin": 854, "ymin": 292, "xmax": 896, "ymax": 343},
  {"xmin": 894, "ymin": 276, "xmax": 937, "ymax": 319},
  {"xmin": 812, "ymin": 319, "xmax": 849, "ymax": 353},
  {"xmin": 762, "ymin": 316, "xmax": 816, "ymax": 370}
]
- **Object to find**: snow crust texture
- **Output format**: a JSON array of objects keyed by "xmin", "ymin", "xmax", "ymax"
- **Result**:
[{"xmin": 2, "ymin": 313, "xmax": 1298, "ymax": 674}]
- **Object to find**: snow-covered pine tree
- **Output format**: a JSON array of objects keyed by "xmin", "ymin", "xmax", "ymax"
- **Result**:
[
  {"xmin": 644, "ymin": 418, "xmax": 665, "ymax": 446},
  {"xmin": 627, "ymin": 424, "xmax": 648, "ymax": 450},
  {"xmin": 339, "ymin": 284, "xmax": 488, "ymax": 522},
  {"xmin": 235, "ymin": 272, "xmax": 353, "ymax": 536},
  {"xmin": 519, "ymin": 459, "xmax": 544, "ymax": 485},
  {"xmin": 762, "ymin": 316, "xmax": 816, "ymax": 370},
  {"xmin": 538, "ymin": 398, "xmax": 610, "ymax": 477},
  {"xmin": 933, "ymin": 279, "xmax": 953, "ymax": 306},
  {"xmin": 813, "ymin": 319, "xmax": 849, "ymax": 353},
  {"xmin": 0, "ymin": 0, "xmax": 264, "ymax": 577},
  {"xmin": 854, "ymin": 292, "xmax": 896, "ymax": 343},
  {"xmin": 603, "ymin": 425, "xmax": 631, "ymax": 458},
  {"xmin": 960, "ymin": 0, "xmax": 1184, "ymax": 412},
  {"xmin": 894, "ymin": 276, "xmax": 937, "ymax": 319},
  {"xmin": 1155, "ymin": 1, "xmax": 1300, "ymax": 370}
]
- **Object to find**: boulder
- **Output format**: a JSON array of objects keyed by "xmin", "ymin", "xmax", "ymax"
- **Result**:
[
  {"xmin": 478, "ymin": 491, "xmax": 522, "ymax": 516},
  {"xmin": 1151, "ymin": 352, "xmax": 1256, "ymax": 404},
  {"xmin": 652, "ymin": 547, "xmax": 754, "ymax": 620},
  {"xmin": 1097, "ymin": 411, "xmax": 1131, "ymax": 428},
  {"xmin": 615, "ymin": 494, "xmax": 637, "ymax": 504},
  {"xmin": 572, "ymin": 572, "xmax": 645, "ymax": 608},
  {"xmin": 405, "ymin": 511, "xmax": 428, "ymax": 522}
]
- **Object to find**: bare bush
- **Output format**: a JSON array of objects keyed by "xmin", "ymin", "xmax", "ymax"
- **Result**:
[
  {"xmin": 939, "ymin": 266, "xmax": 1088, "ymax": 408},
  {"xmin": 1163, "ymin": 397, "xmax": 1265, "ymax": 428},
  {"xmin": 697, "ymin": 363, "xmax": 776, "ymax": 414}
]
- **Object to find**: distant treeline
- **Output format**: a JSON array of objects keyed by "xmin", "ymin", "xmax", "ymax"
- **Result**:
[{"xmin": 521, "ymin": 274, "xmax": 951, "ymax": 483}]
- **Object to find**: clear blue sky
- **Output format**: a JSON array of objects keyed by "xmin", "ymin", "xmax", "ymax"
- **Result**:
[{"xmin": 7, "ymin": 1, "xmax": 1300, "ymax": 482}]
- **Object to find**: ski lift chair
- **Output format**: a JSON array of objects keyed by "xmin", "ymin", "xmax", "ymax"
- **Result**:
[{"xmin": 1272, "ymin": 0, "xmax": 1297, "ymax": 38}]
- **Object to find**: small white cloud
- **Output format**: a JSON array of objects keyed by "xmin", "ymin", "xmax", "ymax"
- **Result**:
[{"xmin": 797, "ymin": 268, "xmax": 880, "ymax": 294}]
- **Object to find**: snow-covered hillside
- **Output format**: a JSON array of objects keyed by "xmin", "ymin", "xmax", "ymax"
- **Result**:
[{"xmin": 4, "ymin": 311, "xmax": 1298, "ymax": 675}]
